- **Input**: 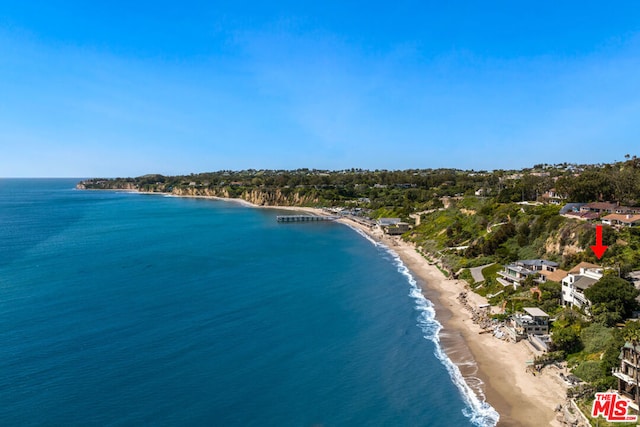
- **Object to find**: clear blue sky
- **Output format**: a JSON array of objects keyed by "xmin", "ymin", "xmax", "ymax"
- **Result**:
[{"xmin": 1, "ymin": 1, "xmax": 640, "ymax": 177}]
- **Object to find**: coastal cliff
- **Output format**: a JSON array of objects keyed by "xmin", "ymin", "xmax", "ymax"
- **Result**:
[
  {"xmin": 170, "ymin": 186, "xmax": 320, "ymax": 206},
  {"xmin": 77, "ymin": 179, "xmax": 320, "ymax": 207}
]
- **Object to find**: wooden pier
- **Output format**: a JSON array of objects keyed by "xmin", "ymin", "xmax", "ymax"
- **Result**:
[{"xmin": 276, "ymin": 215, "xmax": 339, "ymax": 223}]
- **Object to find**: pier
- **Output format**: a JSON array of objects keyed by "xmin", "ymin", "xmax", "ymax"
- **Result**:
[{"xmin": 276, "ymin": 215, "xmax": 339, "ymax": 223}]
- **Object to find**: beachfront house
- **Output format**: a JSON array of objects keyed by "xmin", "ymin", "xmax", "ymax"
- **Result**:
[
  {"xmin": 385, "ymin": 222, "xmax": 410, "ymax": 236},
  {"xmin": 561, "ymin": 264, "xmax": 604, "ymax": 311},
  {"xmin": 377, "ymin": 218, "xmax": 411, "ymax": 235},
  {"xmin": 511, "ymin": 307, "xmax": 550, "ymax": 335},
  {"xmin": 497, "ymin": 259, "xmax": 561, "ymax": 289},
  {"xmin": 613, "ymin": 342, "xmax": 640, "ymax": 412},
  {"xmin": 377, "ymin": 218, "xmax": 401, "ymax": 226},
  {"xmin": 506, "ymin": 307, "xmax": 552, "ymax": 351}
]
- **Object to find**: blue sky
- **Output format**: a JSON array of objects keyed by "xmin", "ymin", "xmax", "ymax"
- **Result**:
[{"xmin": 1, "ymin": 1, "xmax": 640, "ymax": 177}]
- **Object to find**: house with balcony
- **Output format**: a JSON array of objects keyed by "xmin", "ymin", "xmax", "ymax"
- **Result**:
[
  {"xmin": 511, "ymin": 307, "xmax": 550, "ymax": 335},
  {"xmin": 613, "ymin": 342, "xmax": 640, "ymax": 412},
  {"xmin": 377, "ymin": 218, "xmax": 401, "ymax": 226},
  {"xmin": 506, "ymin": 307, "xmax": 552, "ymax": 351},
  {"xmin": 561, "ymin": 264, "xmax": 604, "ymax": 311},
  {"xmin": 497, "ymin": 259, "xmax": 560, "ymax": 289}
]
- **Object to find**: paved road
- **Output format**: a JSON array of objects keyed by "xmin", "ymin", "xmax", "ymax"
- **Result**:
[{"xmin": 470, "ymin": 263, "xmax": 495, "ymax": 283}]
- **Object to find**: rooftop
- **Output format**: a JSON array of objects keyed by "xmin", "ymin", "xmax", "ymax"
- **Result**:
[
  {"xmin": 559, "ymin": 203, "xmax": 586, "ymax": 215},
  {"xmin": 539, "ymin": 268, "xmax": 569, "ymax": 282},
  {"xmin": 583, "ymin": 202, "xmax": 618, "ymax": 210},
  {"xmin": 523, "ymin": 307, "xmax": 549, "ymax": 317},
  {"xmin": 602, "ymin": 213, "xmax": 640, "ymax": 224},
  {"xmin": 378, "ymin": 218, "xmax": 401, "ymax": 225},
  {"xmin": 569, "ymin": 262, "xmax": 601, "ymax": 275},
  {"xmin": 518, "ymin": 259, "xmax": 559, "ymax": 268},
  {"xmin": 574, "ymin": 276, "xmax": 599, "ymax": 291}
]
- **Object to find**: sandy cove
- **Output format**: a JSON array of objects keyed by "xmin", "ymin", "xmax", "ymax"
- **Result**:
[{"xmin": 335, "ymin": 216, "xmax": 568, "ymax": 427}]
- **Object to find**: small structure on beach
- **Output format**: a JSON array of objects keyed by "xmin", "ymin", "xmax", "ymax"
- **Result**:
[
  {"xmin": 384, "ymin": 222, "xmax": 410, "ymax": 235},
  {"xmin": 376, "ymin": 218, "xmax": 410, "ymax": 235},
  {"xmin": 506, "ymin": 307, "xmax": 552, "ymax": 351},
  {"xmin": 377, "ymin": 218, "xmax": 401, "ymax": 226}
]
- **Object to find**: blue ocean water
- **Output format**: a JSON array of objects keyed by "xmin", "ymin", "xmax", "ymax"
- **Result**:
[{"xmin": 0, "ymin": 179, "xmax": 498, "ymax": 426}]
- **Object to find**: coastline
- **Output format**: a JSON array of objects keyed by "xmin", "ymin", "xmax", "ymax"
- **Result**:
[
  {"xmin": 89, "ymin": 189, "xmax": 568, "ymax": 426},
  {"xmin": 335, "ymin": 216, "xmax": 568, "ymax": 427},
  {"xmin": 177, "ymin": 193, "xmax": 569, "ymax": 425}
]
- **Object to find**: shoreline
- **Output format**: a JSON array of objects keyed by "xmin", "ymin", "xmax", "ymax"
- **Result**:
[
  {"xmin": 90, "ymin": 189, "xmax": 568, "ymax": 426},
  {"xmin": 335, "ymin": 216, "xmax": 568, "ymax": 427}
]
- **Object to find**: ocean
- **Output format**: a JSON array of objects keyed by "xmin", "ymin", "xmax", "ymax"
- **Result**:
[{"xmin": 0, "ymin": 179, "xmax": 498, "ymax": 426}]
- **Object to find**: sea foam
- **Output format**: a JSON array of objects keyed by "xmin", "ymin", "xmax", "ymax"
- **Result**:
[
  {"xmin": 349, "ymin": 226, "xmax": 500, "ymax": 426},
  {"xmin": 392, "ymin": 249, "xmax": 500, "ymax": 427}
]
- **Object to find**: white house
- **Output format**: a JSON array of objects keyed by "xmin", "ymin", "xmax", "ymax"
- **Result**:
[
  {"xmin": 561, "ymin": 265, "xmax": 604, "ymax": 310},
  {"xmin": 602, "ymin": 214, "xmax": 640, "ymax": 227}
]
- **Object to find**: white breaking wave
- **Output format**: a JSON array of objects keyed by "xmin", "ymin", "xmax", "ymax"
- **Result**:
[
  {"xmin": 388, "ymin": 247, "xmax": 500, "ymax": 427},
  {"xmin": 343, "ymin": 223, "xmax": 382, "ymax": 247},
  {"xmin": 344, "ymin": 223, "xmax": 499, "ymax": 425}
]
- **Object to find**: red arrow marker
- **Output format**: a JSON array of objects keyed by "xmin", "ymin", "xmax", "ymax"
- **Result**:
[{"xmin": 590, "ymin": 225, "xmax": 608, "ymax": 259}]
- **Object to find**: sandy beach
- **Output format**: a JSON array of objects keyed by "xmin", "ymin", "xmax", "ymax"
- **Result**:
[
  {"xmin": 335, "ymin": 216, "xmax": 568, "ymax": 427},
  {"xmin": 117, "ymin": 190, "xmax": 570, "ymax": 426}
]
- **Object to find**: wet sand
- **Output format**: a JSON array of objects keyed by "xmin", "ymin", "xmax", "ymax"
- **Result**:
[{"xmin": 335, "ymin": 216, "xmax": 568, "ymax": 427}]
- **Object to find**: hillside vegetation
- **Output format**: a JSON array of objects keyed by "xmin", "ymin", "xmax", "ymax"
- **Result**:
[
  {"xmin": 79, "ymin": 157, "xmax": 640, "ymax": 397},
  {"xmin": 80, "ymin": 158, "xmax": 640, "ymax": 277}
]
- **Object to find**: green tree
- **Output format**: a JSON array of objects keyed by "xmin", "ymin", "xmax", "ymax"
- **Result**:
[
  {"xmin": 573, "ymin": 360, "xmax": 605, "ymax": 383},
  {"xmin": 552, "ymin": 324, "xmax": 583, "ymax": 354},
  {"xmin": 584, "ymin": 276, "xmax": 640, "ymax": 326}
]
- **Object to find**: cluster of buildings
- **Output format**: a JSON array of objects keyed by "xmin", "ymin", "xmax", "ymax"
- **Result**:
[
  {"xmin": 496, "ymin": 259, "xmax": 640, "ymax": 409},
  {"xmin": 497, "ymin": 259, "xmax": 606, "ymax": 311},
  {"xmin": 497, "ymin": 259, "xmax": 603, "ymax": 352},
  {"xmin": 561, "ymin": 202, "xmax": 640, "ymax": 226}
]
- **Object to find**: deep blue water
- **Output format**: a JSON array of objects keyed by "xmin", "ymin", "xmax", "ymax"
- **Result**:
[{"xmin": 0, "ymin": 179, "xmax": 498, "ymax": 426}]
